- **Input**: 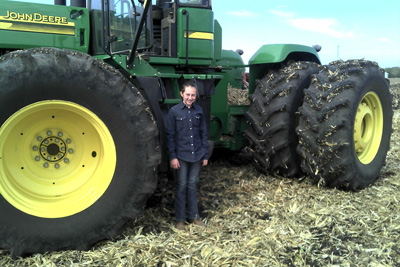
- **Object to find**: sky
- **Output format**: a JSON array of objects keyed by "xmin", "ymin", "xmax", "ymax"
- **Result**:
[
  {"xmin": 211, "ymin": 0, "xmax": 400, "ymax": 68},
  {"xmin": 7, "ymin": 0, "xmax": 400, "ymax": 68}
]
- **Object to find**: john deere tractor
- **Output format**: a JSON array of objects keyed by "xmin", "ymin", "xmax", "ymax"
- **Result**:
[{"xmin": 0, "ymin": 0, "xmax": 392, "ymax": 256}]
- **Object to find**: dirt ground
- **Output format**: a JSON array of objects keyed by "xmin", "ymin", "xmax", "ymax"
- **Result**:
[{"xmin": 1, "ymin": 80, "xmax": 399, "ymax": 266}]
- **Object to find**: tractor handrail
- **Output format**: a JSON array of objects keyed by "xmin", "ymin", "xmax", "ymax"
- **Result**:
[{"xmin": 127, "ymin": 0, "xmax": 151, "ymax": 69}]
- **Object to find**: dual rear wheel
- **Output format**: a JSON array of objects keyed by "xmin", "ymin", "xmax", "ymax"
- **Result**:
[{"xmin": 246, "ymin": 59, "xmax": 392, "ymax": 190}]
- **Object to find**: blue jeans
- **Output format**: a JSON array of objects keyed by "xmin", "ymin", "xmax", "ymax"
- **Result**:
[{"xmin": 175, "ymin": 159, "xmax": 201, "ymax": 222}]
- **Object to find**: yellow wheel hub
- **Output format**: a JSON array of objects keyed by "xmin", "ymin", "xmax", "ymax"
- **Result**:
[
  {"xmin": 0, "ymin": 100, "xmax": 116, "ymax": 218},
  {"xmin": 354, "ymin": 92, "xmax": 383, "ymax": 164}
]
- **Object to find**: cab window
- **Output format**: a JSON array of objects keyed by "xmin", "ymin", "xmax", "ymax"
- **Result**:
[{"xmin": 109, "ymin": 0, "xmax": 147, "ymax": 53}]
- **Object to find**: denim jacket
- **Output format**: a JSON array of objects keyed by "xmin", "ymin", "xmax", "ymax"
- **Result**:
[{"xmin": 166, "ymin": 102, "xmax": 209, "ymax": 163}]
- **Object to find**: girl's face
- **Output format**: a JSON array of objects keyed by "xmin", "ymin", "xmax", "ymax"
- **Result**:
[{"xmin": 180, "ymin": 86, "xmax": 197, "ymax": 108}]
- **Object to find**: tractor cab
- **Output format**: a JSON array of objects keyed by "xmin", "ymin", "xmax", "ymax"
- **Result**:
[{"xmin": 90, "ymin": 0, "xmax": 219, "ymax": 65}]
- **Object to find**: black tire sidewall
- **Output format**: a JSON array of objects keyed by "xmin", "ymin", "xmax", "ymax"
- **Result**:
[{"xmin": 349, "ymin": 73, "xmax": 392, "ymax": 183}]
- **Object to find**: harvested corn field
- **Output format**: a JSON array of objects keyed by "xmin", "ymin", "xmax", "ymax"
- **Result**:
[
  {"xmin": 227, "ymin": 85, "xmax": 250, "ymax": 106},
  {"xmin": 390, "ymin": 78, "xmax": 400, "ymax": 109},
  {"xmin": 1, "ymin": 80, "xmax": 399, "ymax": 266}
]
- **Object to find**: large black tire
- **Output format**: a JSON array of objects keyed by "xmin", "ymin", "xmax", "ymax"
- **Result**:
[
  {"xmin": 245, "ymin": 61, "xmax": 320, "ymax": 177},
  {"xmin": 0, "ymin": 48, "xmax": 161, "ymax": 256},
  {"xmin": 296, "ymin": 59, "xmax": 393, "ymax": 190}
]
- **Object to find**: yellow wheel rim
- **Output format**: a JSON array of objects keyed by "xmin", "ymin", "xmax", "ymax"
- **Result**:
[
  {"xmin": 0, "ymin": 100, "xmax": 116, "ymax": 218},
  {"xmin": 354, "ymin": 92, "xmax": 383, "ymax": 164}
]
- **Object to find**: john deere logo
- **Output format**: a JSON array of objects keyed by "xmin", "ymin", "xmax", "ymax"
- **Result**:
[
  {"xmin": 0, "ymin": 10, "xmax": 75, "ymax": 35},
  {"xmin": 3, "ymin": 10, "xmax": 70, "ymax": 25}
]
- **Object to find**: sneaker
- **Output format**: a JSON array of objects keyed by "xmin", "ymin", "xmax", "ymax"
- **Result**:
[
  {"xmin": 175, "ymin": 221, "xmax": 185, "ymax": 231},
  {"xmin": 193, "ymin": 219, "xmax": 205, "ymax": 226}
]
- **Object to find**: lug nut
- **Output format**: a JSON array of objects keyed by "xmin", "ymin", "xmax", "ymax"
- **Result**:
[
  {"xmin": 55, "ymin": 163, "xmax": 60, "ymax": 169},
  {"xmin": 44, "ymin": 162, "xmax": 49, "ymax": 168},
  {"xmin": 64, "ymin": 158, "xmax": 69, "ymax": 163},
  {"xmin": 37, "ymin": 136, "xmax": 43, "ymax": 141},
  {"xmin": 47, "ymin": 131, "xmax": 52, "ymax": 136},
  {"xmin": 66, "ymin": 139, "xmax": 71, "ymax": 144},
  {"xmin": 58, "ymin": 132, "xmax": 63, "ymax": 137},
  {"xmin": 68, "ymin": 148, "xmax": 74, "ymax": 154},
  {"xmin": 33, "ymin": 146, "xmax": 38, "ymax": 151},
  {"xmin": 35, "ymin": 156, "xmax": 40, "ymax": 161}
]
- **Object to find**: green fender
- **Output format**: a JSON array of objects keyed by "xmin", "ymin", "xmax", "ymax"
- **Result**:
[
  {"xmin": 249, "ymin": 44, "xmax": 321, "ymax": 65},
  {"xmin": 248, "ymin": 44, "xmax": 321, "ymax": 93}
]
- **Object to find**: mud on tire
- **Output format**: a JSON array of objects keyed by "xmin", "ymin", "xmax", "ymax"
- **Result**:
[
  {"xmin": 245, "ymin": 61, "xmax": 320, "ymax": 177},
  {"xmin": 296, "ymin": 59, "xmax": 393, "ymax": 190}
]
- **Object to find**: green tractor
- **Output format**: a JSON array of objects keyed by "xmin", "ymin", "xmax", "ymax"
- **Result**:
[{"xmin": 0, "ymin": 0, "xmax": 393, "ymax": 256}]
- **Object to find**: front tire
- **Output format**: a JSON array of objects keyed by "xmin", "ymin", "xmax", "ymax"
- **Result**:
[
  {"xmin": 0, "ymin": 48, "xmax": 161, "ymax": 256},
  {"xmin": 296, "ymin": 59, "xmax": 393, "ymax": 190}
]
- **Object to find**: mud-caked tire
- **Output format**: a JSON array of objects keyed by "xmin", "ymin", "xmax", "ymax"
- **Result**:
[
  {"xmin": 0, "ymin": 48, "xmax": 161, "ymax": 256},
  {"xmin": 296, "ymin": 59, "xmax": 393, "ymax": 190},
  {"xmin": 245, "ymin": 61, "xmax": 320, "ymax": 177}
]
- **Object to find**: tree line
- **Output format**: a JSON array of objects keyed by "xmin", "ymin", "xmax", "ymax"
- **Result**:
[{"xmin": 385, "ymin": 67, "xmax": 400, "ymax": 78}]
